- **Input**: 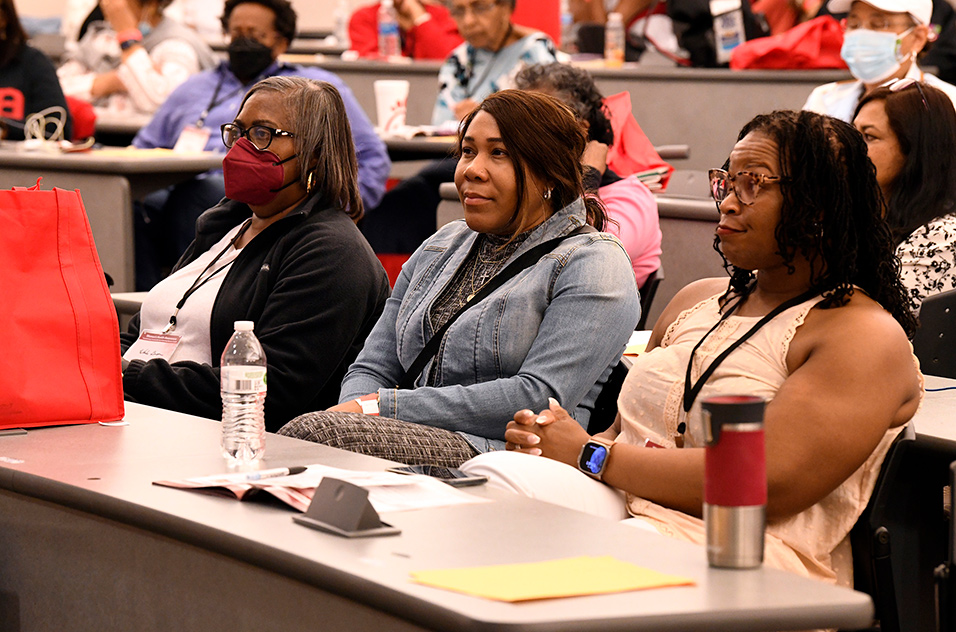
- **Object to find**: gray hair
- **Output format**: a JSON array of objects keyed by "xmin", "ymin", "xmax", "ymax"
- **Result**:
[{"xmin": 239, "ymin": 76, "xmax": 363, "ymax": 219}]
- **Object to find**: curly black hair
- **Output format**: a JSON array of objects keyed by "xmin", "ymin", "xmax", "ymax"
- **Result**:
[
  {"xmin": 715, "ymin": 110, "xmax": 917, "ymax": 338},
  {"xmin": 514, "ymin": 63, "xmax": 614, "ymax": 146},
  {"xmin": 221, "ymin": 0, "xmax": 297, "ymax": 42}
]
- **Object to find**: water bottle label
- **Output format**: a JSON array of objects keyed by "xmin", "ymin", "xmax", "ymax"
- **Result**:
[
  {"xmin": 710, "ymin": 0, "xmax": 746, "ymax": 64},
  {"xmin": 379, "ymin": 23, "xmax": 400, "ymax": 37},
  {"xmin": 222, "ymin": 366, "xmax": 267, "ymax": 394}
]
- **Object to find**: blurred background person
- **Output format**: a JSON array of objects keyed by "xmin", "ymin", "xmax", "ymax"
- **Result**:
[
  {"xmin": 854, "ymin": 79, "xmax": 956, "ymax": 311},
  {"xmin": 0, "ymin": 0, "xmax": 73, "ymax": 140},
  {"xmin": 515, "ymin": 62, "xmax": 661, "ymax": 288},
  {"xmin": 361, "ymin": 0, "xmax": 558, "ymax": 259},
  {"xmin": 348, "ymin": 0, "xmax": 462, "ymax": 59},
  {"xmin": 804, "ymin": 0, "xmax": 956, "ymax": 122},
  {"xmin": 132, "ymin": 0, "xmax": 389, "ymax": 291},
  {"xmin": 465, "ymin": 109, "xmax": 921, "ymax": 588},
  {"xmin": 57, "ymin": 0, "xmax": 216, "ymax": 116},
  {"xmin": 432, "ymin": 0, "xmax": 557, "ymax": 126},
  {"xmin": 122, "ymin": 77, "xmax": 390, "ymax": 431}
]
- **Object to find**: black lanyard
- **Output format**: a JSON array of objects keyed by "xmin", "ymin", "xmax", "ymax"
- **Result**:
[
  {"xmin": 681, "ymin": 288, "xmax": 819, "ymax": 415},
  {"xmin": 195, "ymin": 74, "xmax": 244, "ymax": 129},
  {"xmin": 162, "ymin": 219, "xmax": 251, "ymax": 333}
]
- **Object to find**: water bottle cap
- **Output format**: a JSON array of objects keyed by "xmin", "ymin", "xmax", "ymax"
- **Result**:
[
  {"xmin": 608, "ymin": 12, "xmax": 624, "ymax": 23},
  {"xmin": 234, "ymin": 320, "xmax": 255, "ymax": 331}
]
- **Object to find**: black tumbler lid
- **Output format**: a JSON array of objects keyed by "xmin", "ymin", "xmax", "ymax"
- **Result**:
[
  {"xmin": 701, "ymin": 395, "xmax": 766, "ymax": 422},
  {"xmin": 701, "ymin": 395, "xmax": 765, "ymax": 445}
]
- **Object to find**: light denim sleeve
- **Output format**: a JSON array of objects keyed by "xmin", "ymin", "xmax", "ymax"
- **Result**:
[{"xmin": 376, "ymin": 236, "xmax": 639, "ymax": 439}]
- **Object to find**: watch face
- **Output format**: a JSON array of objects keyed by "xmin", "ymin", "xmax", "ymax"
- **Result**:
[{"xmin": 580, "ymin": 443, "xmax": 608, "ymax": 475}]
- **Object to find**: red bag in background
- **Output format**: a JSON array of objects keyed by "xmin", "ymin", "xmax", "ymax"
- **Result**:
[
  {"xmin": 730, "ymin": 15, "xmax": 848, "ymax": 70},
  {"xmin": 65, "ymin": 96, "xmax": 97, "ymax": 141},
  {"xmin": 0, "ymin": 182, "xmax": 123, "ymax": 427},
  {"xmin": 603, "ymin": 91, "xmax": 674, "ymax": 191}
]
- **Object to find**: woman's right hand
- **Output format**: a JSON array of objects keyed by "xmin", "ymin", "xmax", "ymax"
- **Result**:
[
  {"xmin": 506, "ymin": 398, "xmax": 591, "ymax": 467},
  {"xmin": 581, "ymin": 140, "xmax": 609, "ymax": 175},
  {"xmin": 393, "ymin": 0, "xmax": 427, "ymax": 31}
]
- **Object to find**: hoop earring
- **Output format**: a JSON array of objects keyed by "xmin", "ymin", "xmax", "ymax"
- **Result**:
[
  {"xmin": 306, "ymin": 170, "xmax": 316, "ymax": 194},
  {"xmin": 543, "ymin": 188, "xmax": 552, "ymax": 200}
]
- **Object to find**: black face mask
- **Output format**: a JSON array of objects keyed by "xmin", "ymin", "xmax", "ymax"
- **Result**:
[{"xmin": 228, "ymin": 37, "xmax": 275, "ymax": 84}]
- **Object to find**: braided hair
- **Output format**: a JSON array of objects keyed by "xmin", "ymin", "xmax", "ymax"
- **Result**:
[{"xmin": 715, "ymin": 110, "xmax": 917, "ymax": 337}]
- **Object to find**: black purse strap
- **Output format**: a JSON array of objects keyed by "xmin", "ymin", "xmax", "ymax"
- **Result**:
[{"xmin": 397, "ymin": 225, "xmax": 596, "ymax": 389}]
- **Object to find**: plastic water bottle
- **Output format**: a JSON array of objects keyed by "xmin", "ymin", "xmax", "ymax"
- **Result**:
[
  {"xmin": 604, "ymin": 12, "xmax": 625, "ymax": 68},
  {"xmin": 333, "ymin": 0, "xmax": 351, "ymax": 48},
  {"xmin": 220, "ymin": 321, "xmax": 267, "ymax": 464},
  {"xmin": 710, "ymin": 0, "xmax": 746, "ymax": 65},
  {"xmin": 559, "ymin": 0, "xmax": 576, "ymax": 54},
  {"xmin": 378, "ymin": 0, "xmax": 402, "ymax": 59}
]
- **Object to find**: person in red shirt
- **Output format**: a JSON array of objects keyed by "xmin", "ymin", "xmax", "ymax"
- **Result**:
[{"xmin": 349, "ymin": 0, "xmax": 463, "ymax": 59}]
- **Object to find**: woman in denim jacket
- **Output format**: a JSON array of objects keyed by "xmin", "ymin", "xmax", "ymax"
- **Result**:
[{"xmin": 279, "ymin": 90, "xmax": 640, "ymax": 466}]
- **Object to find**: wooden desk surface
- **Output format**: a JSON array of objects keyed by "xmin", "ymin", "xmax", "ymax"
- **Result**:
[{"xmin": 0, "ymin": 403, "xmax": 873, "ymax": 631}]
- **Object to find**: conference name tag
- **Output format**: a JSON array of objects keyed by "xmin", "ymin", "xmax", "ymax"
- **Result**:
[
  {"xmin": 173, "ymin": 125, "xmax": 211, "ymax": 153},
  {"xmin": 123, "ymin": 330, "xmax": 183, "ymax": 363}
]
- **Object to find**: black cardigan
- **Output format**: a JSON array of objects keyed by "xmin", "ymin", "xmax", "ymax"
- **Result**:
[{"xmin": 121, "ymin": 196, "xmax": 390, "ymax": 431}]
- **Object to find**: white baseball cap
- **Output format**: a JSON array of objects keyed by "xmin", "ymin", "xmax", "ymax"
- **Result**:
[{"xmin": 827, "ymin": 0, "xmax": 932, "ymax": 26}]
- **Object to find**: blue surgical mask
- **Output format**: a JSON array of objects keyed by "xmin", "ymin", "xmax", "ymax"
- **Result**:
[{"xmin": 841, "ymin": 28, "xmax": 914, "ymax": 84}]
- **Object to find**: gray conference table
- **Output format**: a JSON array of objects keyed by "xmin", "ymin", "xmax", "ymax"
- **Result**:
[
  {"xmin": 295, "ymin": 57, "xmax": 850, "ymax": 172},
  {"xmin": 0, "ymin": 403, "xmax": 872, "ymax": 631},
  {"xmin": 0, "ymin": 145, "xmax": 223, "ymax": 292}
]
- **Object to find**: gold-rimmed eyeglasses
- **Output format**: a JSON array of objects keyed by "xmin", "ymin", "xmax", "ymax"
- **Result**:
[{"xmin": 709, "ymin": 169, "xmax": 787, "ymax": 206}]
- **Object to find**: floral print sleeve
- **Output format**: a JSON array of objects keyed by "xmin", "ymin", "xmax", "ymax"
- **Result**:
[
  {"xmin": 431, "ymin": 33, "xmax": 557, "ymax": 126},
  {"xmin": 896, "ymin": 213, "xmax": 956, "ymax": 312}
]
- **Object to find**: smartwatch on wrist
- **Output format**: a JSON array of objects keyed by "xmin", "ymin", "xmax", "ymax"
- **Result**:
[
  {"xmin": 577, "ymin": 437, "xmax": 614, "ymax": 480},
  {"xmin": 356, "ymin": 393, "xmax": 380, "ymax": 416},
  {"xmin": 116, "ymin": 28, "xmax": 143, "ymax": 51}
]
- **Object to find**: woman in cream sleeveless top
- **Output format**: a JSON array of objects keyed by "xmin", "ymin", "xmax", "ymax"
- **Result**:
[{"xmin": 462, "ymin": 110, "xmax": 923, "ymax": 591}]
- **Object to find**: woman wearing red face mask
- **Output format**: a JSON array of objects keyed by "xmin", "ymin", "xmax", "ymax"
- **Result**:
[{"xmin": 120, "ymin": 76, "xmax": 390, "ymax": 431}]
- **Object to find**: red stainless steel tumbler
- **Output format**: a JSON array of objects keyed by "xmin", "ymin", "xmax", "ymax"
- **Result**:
[{"xmin": 702, "ymin": 395, "xmax": 767, "ymax": 568}]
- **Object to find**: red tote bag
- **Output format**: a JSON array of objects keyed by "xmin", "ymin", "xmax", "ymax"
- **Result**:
[
  {"xmin": 729, "ymin": 15, "xmax": 848, "ymax": 70},
  {"xmin": 0, "ymin": 182, "xmax": 124, "ymax": 427}
]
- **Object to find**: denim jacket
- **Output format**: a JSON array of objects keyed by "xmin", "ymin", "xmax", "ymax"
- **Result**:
[{"xmin": 339, "ymin": 198, "xmax": 640, "ymax": 452}]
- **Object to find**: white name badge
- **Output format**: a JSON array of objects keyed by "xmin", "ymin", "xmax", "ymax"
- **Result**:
[
  {"xmin": 173, "ymin": 125, "xmax": 211, "ymax": 153},
  {"xmin": 123, "ymin": 330, "xmax": 183, "ymax": 363}
]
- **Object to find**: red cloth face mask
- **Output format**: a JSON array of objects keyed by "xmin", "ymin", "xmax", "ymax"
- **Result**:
[{"xmin": 222, "ymin": 137, "xmax": 298, "ymax": 206}]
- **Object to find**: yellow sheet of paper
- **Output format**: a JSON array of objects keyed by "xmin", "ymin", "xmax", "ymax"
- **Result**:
[
  {"xmin": 410, "ymin": 555, "xmax": 694, "ymax": 602},
  {"xmin": 624, "ymin": 342, "xmax": 647, "ymax": 356}
]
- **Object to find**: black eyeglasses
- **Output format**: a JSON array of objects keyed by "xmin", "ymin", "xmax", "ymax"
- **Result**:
[
  {"xmin": 888, "ymin": 77, "xmax": 929, "ymax": 111},
  {"xmin": 221, "ymin": 123, "xmax": 295, "ymax": 151},
  {"xmin": 708, "ymin": 169, "xmax": 786, "ymax": 206}
]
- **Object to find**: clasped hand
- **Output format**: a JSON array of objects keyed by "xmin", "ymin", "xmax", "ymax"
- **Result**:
[{"xmin": 506, "ymin": 397, "xmax": 590, "ymax": 466}]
